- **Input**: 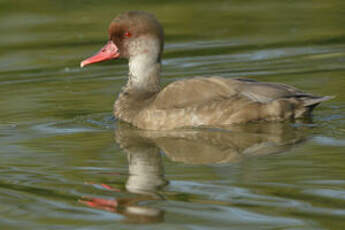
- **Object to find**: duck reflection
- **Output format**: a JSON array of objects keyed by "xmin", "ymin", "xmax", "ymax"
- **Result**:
[
  {"xmin": 81, "ymin": 122, "xmax": 306, "ymax": 223},
  {"xmin": 79, "ymin": 124, "xmax": 166, "ymax": 224},
  {"xmin": 116, "ymin": 122, "xmax": 306, "ymax": 164}
]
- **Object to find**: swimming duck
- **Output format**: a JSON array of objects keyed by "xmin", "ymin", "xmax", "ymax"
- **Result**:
[{"xmin": 81, "ymin": 11, "xmax": 333, "ymax": 130}]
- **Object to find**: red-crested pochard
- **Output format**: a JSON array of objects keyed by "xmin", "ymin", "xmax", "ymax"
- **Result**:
[{"xmin": 81, "ymin": 11, "xmax": 333, "ymax": 130}]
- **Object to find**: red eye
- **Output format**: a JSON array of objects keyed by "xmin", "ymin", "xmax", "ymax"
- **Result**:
[{"xmin": 124, "ymin": 32, "xmax": 132, "ymax": 38}]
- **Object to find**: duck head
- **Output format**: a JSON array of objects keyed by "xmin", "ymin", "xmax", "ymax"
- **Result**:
[{"xmin": 81, "ymin": 11, "xmax": 164, "ymax": 68}]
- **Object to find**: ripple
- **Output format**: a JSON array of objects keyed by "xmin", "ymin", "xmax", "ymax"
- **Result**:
[{"xmin": 312, "ymin": 136, "xmax": 345, "ymax": 146}]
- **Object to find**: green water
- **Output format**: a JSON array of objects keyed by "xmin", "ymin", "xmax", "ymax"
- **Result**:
[{"xmin": 1, "ymin": 0, "xmax": 345, "ymax": 229}]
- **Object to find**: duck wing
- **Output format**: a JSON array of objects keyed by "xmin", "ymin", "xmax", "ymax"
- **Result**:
[
  {"xmin": 237, "ymin": 79, "xmax": 311, "ymax": 103},
  {"xmin": 153, "ymin": 76, "xmax": 329, "ymax": 109},
  {"xmin": 153, "ymin": 77, "xmax": 243, "ymax": 109},
  {"xmin": 237, "ymin": 78, "xmax": 334, "ymax": 106}
]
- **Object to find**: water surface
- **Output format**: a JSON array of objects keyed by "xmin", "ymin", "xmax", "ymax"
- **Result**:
[{"xmin": 0, "ymin": 0, "xmax": 345, "ymax": 229}]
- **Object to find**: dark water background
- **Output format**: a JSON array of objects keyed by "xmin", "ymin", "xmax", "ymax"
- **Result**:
[{"xmin": 0, "ymin": 0, "xmax": 345, "ymax": 229}]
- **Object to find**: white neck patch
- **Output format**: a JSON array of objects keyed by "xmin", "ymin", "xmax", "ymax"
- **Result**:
[{"xmin": 128, "ymin": 37, "xmax": 161, "ymax": 89}]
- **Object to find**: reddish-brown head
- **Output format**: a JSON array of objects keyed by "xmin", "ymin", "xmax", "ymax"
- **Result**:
[{"xmin": 81, "ymin": 11, "xmax": 164, "ymax": 68}]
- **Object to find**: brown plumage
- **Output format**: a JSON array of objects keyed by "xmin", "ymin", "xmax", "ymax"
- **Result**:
[{"xmin": 81, "ymin": 11, "xmax": 333, "ymax": 130}]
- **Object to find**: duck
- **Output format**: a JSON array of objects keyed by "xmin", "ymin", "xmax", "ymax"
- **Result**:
[{"xmin": 80, "ymin": 11, "xmax": 333, "ymax": 130}]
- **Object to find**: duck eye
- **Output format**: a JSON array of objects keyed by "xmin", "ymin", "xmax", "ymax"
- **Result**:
[{"xmin": 124, "ymin": 32, "xmax": 132, "ymax": 38}]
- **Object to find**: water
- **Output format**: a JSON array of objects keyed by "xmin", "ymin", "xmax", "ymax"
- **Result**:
[{"xmin": 1, "ymin": 0, "xmax": 345, "ymax": 229}]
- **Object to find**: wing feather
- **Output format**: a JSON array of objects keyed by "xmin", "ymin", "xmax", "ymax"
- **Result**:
[{"xmin": 152, "ymin": 77, "xmax": 319, "ymax": 109}]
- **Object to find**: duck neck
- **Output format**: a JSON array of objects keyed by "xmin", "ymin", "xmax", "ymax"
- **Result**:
[
  {"xmin": 114, "ymin": 54, "xmax": 161, "ymax": 123},
  {"xmin": 126, "ymin": 53, "xmax": 161, "ymax": 93}
]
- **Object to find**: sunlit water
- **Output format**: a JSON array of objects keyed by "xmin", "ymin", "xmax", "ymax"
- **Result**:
[{"xmin": 0, "ymin": 1, "xmax": 345, "ymax": 229}]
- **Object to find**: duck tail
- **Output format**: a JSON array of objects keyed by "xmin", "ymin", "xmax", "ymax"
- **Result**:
[
  {"xmin": 303, "ymin": 96, "xmax": 335, "ymax": 107},
  {"xmin": 296, "ymin": 95, "xmax": 335, "ymax": 118}
]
